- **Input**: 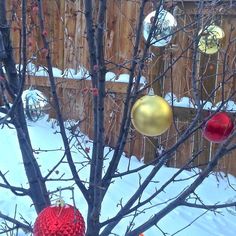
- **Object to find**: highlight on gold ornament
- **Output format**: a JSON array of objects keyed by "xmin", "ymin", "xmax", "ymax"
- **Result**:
[
  {"xmin": 131, "ymin": 90, "xmax": 173, "ymax": 136},
  {"xmin": 143, "ymin": 9, "xmax": 177, "ymax": 47},
  {"xmin": 198, "ymin": 24, "xmax": 225, "ymax": 55}
]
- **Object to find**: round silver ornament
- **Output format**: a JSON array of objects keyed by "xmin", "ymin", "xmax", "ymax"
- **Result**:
[
  {"xmin": 22, "ymin": 88, "xmax": 49, "ymax": 121},
  {"xmin": 143, "ymin": 10, "xmax": 177, "ymax": 47}
]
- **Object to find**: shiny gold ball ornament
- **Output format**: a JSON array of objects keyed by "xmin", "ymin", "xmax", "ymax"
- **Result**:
[
  {"xmin": 143, "ymin": 10, "xmax": 177, "ymax": 47},
  {"xmin": 131, "ymin": 93, "xmax": 173, "ymax": 136},
  {"xmin": 198, "ymin": 24, "xmax": 225, "ymax": 54}
]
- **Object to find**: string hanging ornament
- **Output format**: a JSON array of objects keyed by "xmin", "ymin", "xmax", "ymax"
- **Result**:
[{"xmin": 133, "ymin": 4, "xmax": 174, "ymax": 136}]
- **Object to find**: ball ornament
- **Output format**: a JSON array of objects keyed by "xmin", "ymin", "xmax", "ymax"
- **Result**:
[
  {"xmin": 33, "ymin": 203, "xmax": 85, "ymax": 236},
  {"xmin": 131, "ymin": 94, "xmax": 173, "ymax": 136},
  {"xmin": 198, "ymin": 24, "xmax": 225, "ymax": 54},
  {"xmin": 143, "ymin": 10, "xmax": 177, "ymax": 47},
  {"xmin": 202, "ymin": 112, "xmax": 234, "ymax": 143}
]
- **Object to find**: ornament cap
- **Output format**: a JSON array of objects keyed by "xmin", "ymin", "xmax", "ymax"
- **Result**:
[
  {"xmin": 148, "ymin": 87, "xmax": 155, "ymax": 96},
  {"xmin": 56, "ymin": 199, "xmax": 65, "ymax": 207}
]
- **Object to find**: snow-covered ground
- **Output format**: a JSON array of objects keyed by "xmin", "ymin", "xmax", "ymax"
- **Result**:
[{"xmin": 0, "ymin": 116, "xmax": 236, "ymax": 235}]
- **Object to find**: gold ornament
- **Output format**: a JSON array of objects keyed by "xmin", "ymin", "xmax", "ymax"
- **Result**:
[
  {"xmin": 143, "ymin": 10, "xmax": 177, "ymax": 47},
  {"xmin": 198, "ymin": 24, "xmax": 225, "ymax": 54},
  {"xmin": 131, "ymin": 94, "xmax": 173, "ymax": 136}
]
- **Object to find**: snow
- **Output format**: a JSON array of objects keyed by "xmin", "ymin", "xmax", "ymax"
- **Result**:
[
  {"xmin": 3, "ymin": 63, "xmax": 236, "ymax": 112},
  {"xmin": 14, "ymin": 63, "xmax": 147, "ymax": 85},
  {"xmin": 164, "ymin": 92, "xmax": 236, "ymax": 112},
  {"xmin": 0, "ymin": 116, "xmax": 236, "ymax": 235},
  {"xmin": 12, "ymin": 62, "xmax": 236, "ymax": 113},
  {"xmin": 105, "ymin": 71, "xmax": 116, "ymax": 81}
]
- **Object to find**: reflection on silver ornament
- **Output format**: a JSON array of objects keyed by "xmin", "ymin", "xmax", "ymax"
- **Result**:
[
  {"xmin": 22, "ymin": 88, "xmax": 49, "ymax": 121},
  {"xmin": 143, "ymin": 10, "xmax": 177, "ymax": 47}
]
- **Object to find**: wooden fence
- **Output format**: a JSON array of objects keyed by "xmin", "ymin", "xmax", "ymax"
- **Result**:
[
  {"xmin": 5, "ymin": 1, "xmax": 236, "ymax": 175},
  {"xmin": 24, "ymin": 75, "xmax": 236, "ymax": 177}
]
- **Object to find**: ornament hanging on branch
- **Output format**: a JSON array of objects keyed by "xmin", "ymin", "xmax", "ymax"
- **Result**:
[
  {"xmin": 131, "ymin": 89, "xmax": 173, "ymax": 136},
  {"xmin": 202, "ymin": 112, "xmax": 234, "ymax": 143},
  {"xmin": 22, "ymin": 87, "xmax": 49, "ymax": 122},
  {"xmin": 33, "ymin": 201, "xmax": 85, "ymax": 236},
  {"xmin": 198, "ymin": 24, "xmax": 225, "ymax": 55},
  {"xmin": 143, "ymin": 9, "xmax": 177, "ymax": 47}
]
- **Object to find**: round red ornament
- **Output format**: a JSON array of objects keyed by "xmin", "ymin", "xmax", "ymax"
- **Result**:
[
  {"xmin": 33, "ymin": 204, "xmax": 85, "ymax": 236},
  {"xmin": 202, "ymin": 112, "xmax": 234, "ymax": 143}
]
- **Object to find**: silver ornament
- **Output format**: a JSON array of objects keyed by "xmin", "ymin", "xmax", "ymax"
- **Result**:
[
  {"xmin": 22, "ymin": 88, "xmax": 49, "ymax": 121},
  {"xmin": 143, "ymin": 10, "xmax": 177, "ymax": 47}
]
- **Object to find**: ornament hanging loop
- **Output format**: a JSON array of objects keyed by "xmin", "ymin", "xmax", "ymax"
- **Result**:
[{"xmin": 56, "ymin": 187, "xmax": 65, "ymax": 208}]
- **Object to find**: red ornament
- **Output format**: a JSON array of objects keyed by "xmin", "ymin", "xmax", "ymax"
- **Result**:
[
  {"xmin": 33, "ymin": 204, "xmax": 85, "ymax": 236},
  {"xmin": 202, "ymin": 112, "xmax": 234, "ymax": 143}
]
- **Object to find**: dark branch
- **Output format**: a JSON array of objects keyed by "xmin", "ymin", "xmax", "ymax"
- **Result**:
[
  {"xmin": 0, "ymin": 212, "xmax": 32, "ymax": 233},
  {"xmin": 0, "ymin": 170, "xmax": 29, "ymax": 196}
]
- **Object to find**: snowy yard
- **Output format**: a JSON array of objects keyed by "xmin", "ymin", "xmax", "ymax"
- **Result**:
[{"xmin": 0, "ymin": 117, "xmax": 236, "ymax": 236}]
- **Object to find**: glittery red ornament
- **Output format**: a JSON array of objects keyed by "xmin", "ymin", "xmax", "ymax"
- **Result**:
[
  {"xmin": 33, "ymin": 204, "xmax": 85, "ymax": 236},
  {"xmin": 202, "ymin": 112, "xmax": 234, "ymax": 143}
]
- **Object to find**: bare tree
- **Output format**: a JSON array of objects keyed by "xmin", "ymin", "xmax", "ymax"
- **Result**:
[{"xmin": 0, "ymin": 0, "xmax": 236, "ymax": 236}]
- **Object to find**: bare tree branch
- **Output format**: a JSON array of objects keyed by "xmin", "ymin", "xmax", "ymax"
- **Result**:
[
  {"xmin": 183, "ymin": 201, "xmax": 236, "ymax": 210},
  {"xmin": 37, "ymin": 0, "xmax": 89, "ymax": 202},
  {"xmin": 0, "ymin": 212, "xmax": 32, "ymax": 233},
  {"xmin": 0, "ymin": 171, "xmax": 29, "ymax": 196}
]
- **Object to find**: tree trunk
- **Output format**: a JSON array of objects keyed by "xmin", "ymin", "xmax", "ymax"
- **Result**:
[
  {"xmin": 0, "ymin": 0, "xmax": 50, "ymax": 213},
  {"xmin": 86, "ymin": 203, "xmax": 101, "ymax": 236}
]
